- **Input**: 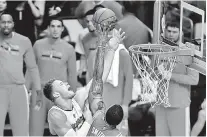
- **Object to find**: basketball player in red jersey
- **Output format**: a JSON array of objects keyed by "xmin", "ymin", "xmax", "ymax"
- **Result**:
[{"xmin": 42, "ymin": 19, "xmax": 125, "ymax": 136}]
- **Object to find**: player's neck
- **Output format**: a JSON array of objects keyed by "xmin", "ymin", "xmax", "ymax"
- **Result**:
[
  {"xmin": 56, "ymin": 99, "xmax": 73, "ymax": 111},
  {"xmin": 1, "ymin": 32, "xmax": 14, "ymax": 39},
  {"xmin": 48, "ymin": 37, "xmax": 61, "ymax": 45}
]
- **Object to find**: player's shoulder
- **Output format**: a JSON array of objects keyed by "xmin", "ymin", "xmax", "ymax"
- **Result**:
[
  {"xmin": 14, "ymin": 32, "xmax": 31, "ymax": 43},
  {"xmin": 119, "ymin": 47, "xmax": 130, "ymax": 59},
  {"xmin": 119, "ymin": 49, "xmax": 128, "ymax": 56},
  {"xmin": 59, "ymin": 39, "xmax": 74, "ymax": 50},
  {"xmin": 80, "ymin": 28, "xmax": 89, "ymax": 39},
  {"xmin": 33, "ymin": 38, "xmax": 48, "ymax": 48},
  {"xmin": 48, "ymin": 107, "xmax": 67, "ymax": 123}
]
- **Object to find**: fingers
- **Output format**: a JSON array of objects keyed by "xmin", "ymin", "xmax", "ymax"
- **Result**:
[
  {"xmin": 34, "ymin": 100, "xmax": 43, "ymax": 111},
  {"xmin": 120, "ymin": 31, "xmax": 125, "ymax": 38},
  {"xmin": 121, "ymin": 35, "xmax": 126, "ymax": 41},
  {"xmin": 118, "ymin": 28, "xmax": 122, "ymax": 34},
  {"xmin": 97, "ymin": 24, "xmax": 102, "ymax": 33}
]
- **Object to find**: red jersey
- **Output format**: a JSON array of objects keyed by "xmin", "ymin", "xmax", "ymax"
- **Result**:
[{"xmin": 87, "ymin": 110, "xmax": 122, "ymax": 137}]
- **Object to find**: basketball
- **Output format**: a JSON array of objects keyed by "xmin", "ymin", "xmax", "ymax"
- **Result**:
[{"xmin": 92, "ymin": 8, "xmax": 117, "ymax": 31}]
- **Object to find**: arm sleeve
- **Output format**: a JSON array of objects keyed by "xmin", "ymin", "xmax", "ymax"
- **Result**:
[
  {"xmin": 171, "ymin": 66, "xmax": 199, "ymax": 85},
  {"xmin": 24, "ymin": 39, "xmax": 41, "ymax": 91},
  {"xmin": 67, "ymin": 47, "xmax": 77, "ymax": 92},
  {"xmin": 75, "ymin": 33, "xmax": 85, "ymax": 55},
  {"xmin": 120, "ymin": 50, "xmax": 133, "ymax": 105}
]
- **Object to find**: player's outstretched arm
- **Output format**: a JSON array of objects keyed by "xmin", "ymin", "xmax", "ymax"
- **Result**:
[
  {"xmin": 88, "ymin": 24, "xmax": 109, "ymax": 115},
  {"xmin": 88, "ymin": 25, "xmax": 125, "ymax": 115}
]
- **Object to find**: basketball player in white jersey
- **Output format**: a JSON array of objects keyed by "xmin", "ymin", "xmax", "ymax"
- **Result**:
[{"xmin": 43, "ymin": 23, "xmax": 125, "ymax": 136}]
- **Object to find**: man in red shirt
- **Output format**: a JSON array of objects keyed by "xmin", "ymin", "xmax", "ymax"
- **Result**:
[{"xmin": 0, "ymin": 13, "xmax": 42, "ymax": 136}]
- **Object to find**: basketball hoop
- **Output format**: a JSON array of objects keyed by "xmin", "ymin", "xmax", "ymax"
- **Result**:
[{"xmin": 129, "ymin": 44, "xmax": 179, "ymax": 108}]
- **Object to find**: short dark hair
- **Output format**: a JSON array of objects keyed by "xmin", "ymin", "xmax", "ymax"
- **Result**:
[
  {"xmin": 165, "ymin": 21, "xmax": 180, "ymax": 29},
  {"xmin": 105, "ymin": 105, "xmax": 123, "ymax": 126},
  {"xmin": 0, "ymin": 12, "xmax": 13, "ymax": 21},
  {"xmin": 48, "ymin": 16, "xmax": 64, "ymax": 27},
  {"xmin": 43, "ymin": 79, "xmax": 56, "ymax": 102}
]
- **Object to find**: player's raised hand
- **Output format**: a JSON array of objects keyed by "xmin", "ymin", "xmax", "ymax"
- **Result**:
[{"xmin": 108, "ymin": 28, "xmax": 126, "ymax": 51}]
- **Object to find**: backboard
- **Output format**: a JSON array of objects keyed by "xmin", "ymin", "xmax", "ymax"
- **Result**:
[{"xmin": 180, "ymin": 1, "xmax": 206, "ymax": 75}]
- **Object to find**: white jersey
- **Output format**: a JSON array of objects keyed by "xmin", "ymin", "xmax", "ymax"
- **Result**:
[{"xmin": 48, "ymin": 99, "xmax": 85, "ymax": 131}]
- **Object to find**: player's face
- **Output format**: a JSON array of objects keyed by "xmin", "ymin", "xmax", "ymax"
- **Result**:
[
  {"xmin": 165, "ymin": 26, "xmax": 180, "ymax": 43},
  {"xmin": 0, "ymin": 0, "xmax": 7, "ymax": 12},
  {"xmin": 0, "ymin": 14, "xmax": 14, "ymax": 35},
  {"xmin": 49, "ymin": 20, "xmax": 63, "ymax": 39},
  {"xmin": 84, "ymin": 14, "xmax": 95, "ymax": 32},
  {"xmin": 52, "ymin": 80, "xmax": 75, "ymax": 100}
]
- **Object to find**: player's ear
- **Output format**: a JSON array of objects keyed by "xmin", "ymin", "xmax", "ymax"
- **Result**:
[
  {"xmin": 61, "ymin": 26, "xmax": 64, "ymax": 32},
  {"xmin": 53, "ymin": 92, "xmax": 60, "ymax": 98}
]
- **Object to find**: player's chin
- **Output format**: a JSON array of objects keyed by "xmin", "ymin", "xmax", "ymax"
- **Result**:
[{"xmin": 68, "ymin": 91, "xmax": 76, "ymax": 99}]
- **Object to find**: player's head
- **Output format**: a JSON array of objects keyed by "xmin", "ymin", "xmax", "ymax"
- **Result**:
[
  {"xmin": 75, "ymin": 1, "xmax": 95, "ymax": 29},
  {"xmin": 0, "ymin": 0, "xmax": 7, "ymax": 12},
  {"xmin": 48, "ymin": 18, "xmax": 64, "ymax": 39},
  {"xmin": 105, "ymin": 104, "xmax": 124, "ymax": 126},
  {"xmin": 164, "ymin": 21, "xmax": 180, "ymax": 43},
  {"xmin": 43, "ymin": 79, "xmax": 75, "ymax": 104},
  {"xmin": 0, "ymin": 13, "xmax": 14, "ymax": 35},
  {"xmin": 84, "ymin": 9, "xmax": 96, "ymax": 32}
]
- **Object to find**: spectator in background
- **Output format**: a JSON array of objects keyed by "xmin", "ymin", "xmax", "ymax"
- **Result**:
[
  {"xmin": 116, "ymin": 1, "xmax": 151, "ymax": 74},
  {"xmin": 116, "ymin": 1, "xmax": 150, "ymax": 50},
  {"xmin": 156, "ymin": 20, "xmax": 199, "ymax": 136},
  {"xmin": 0, "ymin": 13, "xmax": 42, "ymax": 136},
  {"xmin": 164, "ymin": 21, "xmax": 180, "ymax": 44},
  {"xmin": 7, "ymin": 1, "xmax": 45, "ymax": 75},
  {"xmin": 0, "ymin": 0, "xmax": 7, "ymax": 16},
  {"xmin": 27, "ymin": 17, "xmax": 77, "ymax": 136},
  {"xmin": 74, "ymin": 1, "xmax": 95, "ymax": 86}
]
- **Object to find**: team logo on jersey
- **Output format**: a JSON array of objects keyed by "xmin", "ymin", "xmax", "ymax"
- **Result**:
[
  {"xmin": 71, "ymin": 115, "xmax": 85, "ymax": 131},
  {"xmin": 0, "ymin": 42, "xmax": 20, "ymax": 56},
  {"xmin": 41, "ymin": 50, "xmax": 62, "ymax": 61}
]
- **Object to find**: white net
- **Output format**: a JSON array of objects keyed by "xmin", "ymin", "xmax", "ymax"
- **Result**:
[{"xmin": 129, "ymin": 44, "xmax": 179, "ymax": 107}]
